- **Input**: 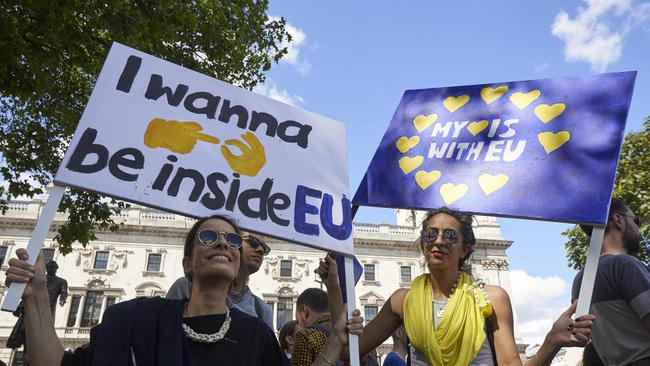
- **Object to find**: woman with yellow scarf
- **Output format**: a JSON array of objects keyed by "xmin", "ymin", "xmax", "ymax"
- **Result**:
[{"xmin": 319, "ymin": 207, "xmax": 595, "ymax": 366}]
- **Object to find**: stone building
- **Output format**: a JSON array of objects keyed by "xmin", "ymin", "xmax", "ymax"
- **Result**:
[{"xmin": 0, "ymin": 200, "xmax": 518, "ymax": 365}]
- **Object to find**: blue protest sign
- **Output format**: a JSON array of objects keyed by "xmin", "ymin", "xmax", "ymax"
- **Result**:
[{"xmin": 354, "ymin": 72, "xmax": 636, "ymax": 225}]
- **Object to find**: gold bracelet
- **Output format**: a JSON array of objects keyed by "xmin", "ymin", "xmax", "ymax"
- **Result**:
[{"xmin": 318, "ymin": 353, "xmax": 336, "ymax": 366}]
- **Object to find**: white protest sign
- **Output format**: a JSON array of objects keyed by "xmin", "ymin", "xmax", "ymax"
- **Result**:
[{"xmin": 54, "ymin": 42, "xmax": 353, "ymax": 255}]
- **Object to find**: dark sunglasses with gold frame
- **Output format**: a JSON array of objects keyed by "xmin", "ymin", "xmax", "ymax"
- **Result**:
[{"xmin": 243, "ymin": 235, "xmax": 271, "ymax": 256}]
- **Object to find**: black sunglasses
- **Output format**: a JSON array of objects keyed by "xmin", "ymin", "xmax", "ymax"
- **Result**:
[
  {"xmin": 197, "ymin": 229, "xmax": 243, "ymax": 249},
  {"xmin": 244, "ymin": 235, "xmax": 271, "ymax": 256},
  {"xmin": 421, "ymin": 228, "xmax": 461, "ymax": 246}
]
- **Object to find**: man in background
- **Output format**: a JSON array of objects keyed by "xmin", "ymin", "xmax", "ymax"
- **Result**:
[
  {"xmin": 291, "ymin": 288, "xmax": 332, "ymax": 366},
  {"xmin": 383, "ymin": 326, "xmax": 407, "ymax": 366},
  {"xmin": 574, "ymin": 197, "xmax": 650, "ymax": 365}
]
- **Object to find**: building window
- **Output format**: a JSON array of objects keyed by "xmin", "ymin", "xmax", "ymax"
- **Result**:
[
  {"xmin": 80, "ymin": 291, "xmax": 103, "ymax": 327},
  {"xmin": 280, "ymin": 260, "xmax": 292, "ymax": 277},
  {"xmin": 364, "ymin": 306, "xmax": 378, "ymax": 324},
  {"xmin": 146, "ymin": 253, "xmax": 162, "ymax": 272},
  {"xmin": 277, "ymin": 297, "xmax": 293, "ymax": 330},
  {"xmin": 93, "ymin": 251, "xmax": 109, "ymax": 270},
  {"xmin": 42, "ymin": 248, "xmax": 55, "ymax": 264},
  {"xmin": 400, "ymin": 266, "xmax": 412, "ymax": 283},
  {"xmin": 66, "ymin": 295, "xmax": 82, "ymax": 327},
  {"xmin": 0, "ymin": 245, "xmax": 8, "ymax": 266},
  {"xmin": 364, "ymin": 264, "xmax": 375, "ymax": 281},
  {"xmin": 106, "ymin": 296, "xmax": 117, "ymax": 308}
]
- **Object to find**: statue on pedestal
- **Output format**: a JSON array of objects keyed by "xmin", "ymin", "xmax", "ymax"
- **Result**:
[{"xmin": 7, "ymin": 260, "xmax": 68, "ymax": 356}]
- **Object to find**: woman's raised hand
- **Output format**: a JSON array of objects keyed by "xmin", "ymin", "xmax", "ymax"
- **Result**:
[
  {"xmin": 547, "ymin": 301, "xmax": 595, "ymax": 347},
  {"xmin": 4, "ymin": 248, "xmax": 47, "ymax": 300}
]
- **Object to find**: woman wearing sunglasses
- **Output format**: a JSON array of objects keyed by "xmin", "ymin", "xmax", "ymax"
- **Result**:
[
  {"xmin": 5, "ymin": 215, "xmax": 285, "ymax": 366},
  {"xmin": 319, "ymin": 207, "xmax": 596, "ymax": 366},
  {"xmin": 166, "ymin": 229, "xmax": 275, "ymax": 329}
]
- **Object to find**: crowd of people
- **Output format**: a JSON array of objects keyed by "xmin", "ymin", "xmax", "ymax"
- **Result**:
[{"xmin": 4, "ymin": 198, "xmax": 649, "ymax": 365}]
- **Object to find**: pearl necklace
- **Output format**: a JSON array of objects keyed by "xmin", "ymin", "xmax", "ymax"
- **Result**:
[{"xmin": 182, "ymin": 308, "xmax": 231, "ymax": 344}]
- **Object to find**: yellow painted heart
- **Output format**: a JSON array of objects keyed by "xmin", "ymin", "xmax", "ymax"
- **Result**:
[
  {"xmin": 439, "ymin": 183, "xmax": 468, "ymax": 205},
  {"xmin": 443, "ymin": 95, "xmax": 470, "ymax": 113},
  {"xmin": 534, "ymin": 103, "xmax": 566, "ymax": 123},
  {"xmin": 398, "ymin": 155, "xmax": 424, "ymax": 174},
  {"xmin": 480, "ymin": 86, "xmax": 509, "ymax": 104},
  {"xmin": 538, "ymin": 131, "xmax": 571, "ymax": 154},
  {"xmin": 412, "ymin": 114, "xmax": 438, "ymax": 133},
  {"xmin": 415, "ymin": 170, "xmax": 441, "ymax": 190},
  {"xmin": 509, "ymin": 90, "xmax": 541, "ymax": 110},
  {"xmin": 467, "ymin": 120, "xmax": 489, "ymax": 136},
  {"xmin": 478, "ymin": 174, "xmax": 510, "ymax": 196},
  {"xmin": 396, "ymin": 136, "xmax": 420, "ymax": 153}
]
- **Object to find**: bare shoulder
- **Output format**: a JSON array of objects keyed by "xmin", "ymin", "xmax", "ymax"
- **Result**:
[
  {"xmin": 389, "ymin": 288, "xmax": 410, "ymax": 318},
  {"xmin": 484, "ymin": 285, "xmax": 512, "ymax": 308}
]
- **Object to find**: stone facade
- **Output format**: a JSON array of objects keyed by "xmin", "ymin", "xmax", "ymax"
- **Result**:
[{"xmin": 0, "ymin": 200, "xmax": 520, "ymax": 365}]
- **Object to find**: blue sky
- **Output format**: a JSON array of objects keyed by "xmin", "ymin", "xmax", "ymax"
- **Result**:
[{"xmin": 263, "ymin": 0, "xmax": 650, "ymax": 343}]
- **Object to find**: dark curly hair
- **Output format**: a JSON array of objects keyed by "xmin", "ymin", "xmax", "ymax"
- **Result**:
[
  {"xmin": 183, "ymin": 215, "xmax": 249, "ymax": 296},
  {"xmin": 580, "ymin": 197, "xmax": 627, "ymax": 238},
  {"xmin": 419, "ymin": 207, "xmax": 476, "ymax": 269}
]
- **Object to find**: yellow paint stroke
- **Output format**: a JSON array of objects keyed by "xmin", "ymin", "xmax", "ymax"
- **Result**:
[
  {"xmin": 221, "ymin": 132, "xmax": 267, "ymax": 176},
  {"xmin": 537, "ymin": 131, "xmax": 571, "ymax": 154},
  {"xmin": 415, "ymin": 170, "xmax": 441, "ymax": 190},
  {"xmin": 478, "ymin": 174, "xmax": 510, "ymax": 196},
  {"xmin": 413, "ymin": 114, "xmax": 438, "ymax": 133},
  {"xmin": 396, "ymin": 136, "xmax": 420, "ymax": 153},
  {"xmin": 144, "ymin": 118, "xmax": 219, "ymax": 154},
  {"xmin": 398, "ymin": 156, "xmax": 424, "ymax": 175},
  {"xmin": 467, "ymin": 120, "xmax": 489, "ymax": 136},
  {"xmin": 443, "ymin": 95, "xmax": 470, "ymax": 113},
  {"xmin": 440, "ymin": 183, "xmax": 468, "ymax": 205},
  {"xmin": 509, "ymin": 90, "xmax": 541, "ymax": 110},
  {"xmin": 534, "ymin": 103, "xmax": 566, "ymax": 123},
  {"xmin": 480, "ymin": 86, "xmax": 509, "ymax": 104}
]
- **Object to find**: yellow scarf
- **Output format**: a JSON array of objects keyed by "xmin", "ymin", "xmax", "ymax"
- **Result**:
[{"xmin": 403, "ymin": 272, "xmax": 493, "ymax": 366}]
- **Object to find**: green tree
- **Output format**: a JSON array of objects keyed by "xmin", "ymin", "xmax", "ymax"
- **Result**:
[
  {"xmin": 0, "ymin": 1, "xmax": 290, "ymax": 254},
  {"xmin": 564, "ymin": 116, "xmax": 650, "ymax": 269}
]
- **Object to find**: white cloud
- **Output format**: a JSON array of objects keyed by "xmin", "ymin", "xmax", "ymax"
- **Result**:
[
  {"xmin": 271, "ymin": 16, "xmax": 312, "ymax": 74},
  {"xmin": 551, "ymin": 0, "xmax": 650, "ymax": 72},
  {"xmin": 510, "ymin": 269, "xmax": 570, "ymax": 344},
  {"xmin": 252, "ymin": 79, "xmax": 304, "ymax": 106}
]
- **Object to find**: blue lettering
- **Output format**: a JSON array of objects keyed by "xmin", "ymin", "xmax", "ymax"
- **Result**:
[
  {"xmin": 294, "ymin": 185, "xmax": 321, "ymax": 236},
  {"xmin": 320, "ymin": 194, "xmax": 352, "ymax": 240}
]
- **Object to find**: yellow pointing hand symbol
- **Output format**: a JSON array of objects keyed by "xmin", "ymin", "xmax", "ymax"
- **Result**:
[
  {"xmin": 144, "ymin": 118, "xmax": 220, "ymax": 154},
  {"xmin": 221, "ymin": 132, "xmax": 267, "ymax": 177}
]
